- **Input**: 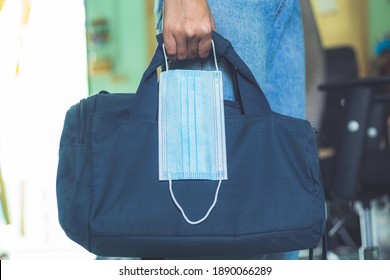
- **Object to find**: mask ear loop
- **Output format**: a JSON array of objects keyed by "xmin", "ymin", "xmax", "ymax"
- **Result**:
[
  {"xmin": 162, "ymin": 43, "xmax": 170, "ymax": 71},
  {"xmin": 211, "ymin": 39, "xmax": 219, "ymax": 71},
  {"xmin": 168, "ymin": 172, "xmax": 223, "ymax": 225},
  {"xmin": 162, "ymin": 40, "xmax": 218, "ymax": 72}
]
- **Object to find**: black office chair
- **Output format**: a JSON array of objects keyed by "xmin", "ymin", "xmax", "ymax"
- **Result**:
[
  {"xmin": 319, "ymin": 74, "xmax": 390, "ymax": 260},
  {"xmin": 317, "ymin": 47, "xmax": 365, "ymax": 255},
  {"xmin": 300, "ymin": 0, "xmax": 390, "ymax": 259}
]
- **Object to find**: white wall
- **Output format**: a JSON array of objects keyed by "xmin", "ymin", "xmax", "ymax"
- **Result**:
[{"xmin": 0, "ymin": 0, "xmax": 93, "ymax": 258}]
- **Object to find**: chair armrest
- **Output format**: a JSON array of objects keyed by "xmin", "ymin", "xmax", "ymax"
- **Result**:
[{"xmin": 319, "ymin": 76, "xmax": 390, "ymax": 91}]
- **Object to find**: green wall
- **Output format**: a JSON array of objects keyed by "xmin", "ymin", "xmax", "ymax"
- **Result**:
[
  {"xmin": 83, "ymin": 0, "xmax": 390, "ymax": 86},
  {"xmin": 369, "ymin": 0, "xmax": 390, "ymax": 58},
  {"xmin": 85, "ymin": 0, "xmax": 149, "ymax": 95}
]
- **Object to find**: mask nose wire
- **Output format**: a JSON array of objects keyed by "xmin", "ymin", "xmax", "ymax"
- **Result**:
[{"xmin": 162, "ymin": 40, "xmax": 219, "ymax": 72}]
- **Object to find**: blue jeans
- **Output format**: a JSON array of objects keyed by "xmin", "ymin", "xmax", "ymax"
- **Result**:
[
  {"xmin": 155, "ymin": 0, "xmax": 305, "ymax": 259},
  {"xmin": 155, "ymin": 0, "xmax": 305, "ymax": 118}
]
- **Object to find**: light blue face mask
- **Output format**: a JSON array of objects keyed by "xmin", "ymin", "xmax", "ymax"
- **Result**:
[{"xmin": 158, "ymin": 41, "xmax": 228, "ymax": 224}]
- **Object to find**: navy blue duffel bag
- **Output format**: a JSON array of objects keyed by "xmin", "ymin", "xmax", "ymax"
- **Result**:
[{"xmin": 56, "ymin": 32, "xmax": 326, "ymax": 258}]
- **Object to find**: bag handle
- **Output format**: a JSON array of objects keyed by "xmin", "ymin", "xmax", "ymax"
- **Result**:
[
  {"xmin": 129, "ymin": 31, "xmax": 272, "ymax": 120},
  {"xmin": 162, "ymin": 40, "xmax": 219, "ymax": 72}
]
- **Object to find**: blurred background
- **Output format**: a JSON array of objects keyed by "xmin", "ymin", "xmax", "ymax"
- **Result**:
[{"xmin": 0, "ymin": 0, "xmax": 389, "ymax": 259}]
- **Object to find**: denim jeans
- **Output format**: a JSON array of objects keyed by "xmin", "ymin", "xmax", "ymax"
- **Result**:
[
  {"xmin": 154, "ymin": 0, "xmax": 305, "ymax": 259},
  {"xmin": 154, "ymin": 0, "xmax": 305, "ymax": 118}
]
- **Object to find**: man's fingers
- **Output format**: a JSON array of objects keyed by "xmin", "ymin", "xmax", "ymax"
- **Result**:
[
  {"xmin": 162, "ymin": 0, "xmax": 215, "ymax": 61},
  {"xmin": 198, "ymin": 18, "xmax": 216, "ymax": 59},
  {"xmin": 164, "ymin": 28, "xmax": 189, "ymax": 61},
  {"xmin": 163, "ymin": 31, "xmax": 177, "ymax": 61},
  {"xmin": 164, "ymin": 31, "xmax": 213, "ymax": 61},
  {"xmin": 197, "ymin": 35, "xmax": 212, "ymax": 59},
  {"xmin": 186, "ymin": 34, "xmax": 199, "ymax": 60},
  {"xmin": 175, "ymin": 34, "xmax": 188, "ymax": 60}
]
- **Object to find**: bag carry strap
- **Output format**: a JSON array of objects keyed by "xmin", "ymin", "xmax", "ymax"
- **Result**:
[
  {"xmin": 162, "ymin": 40, "xmax": 219, "ymax": 72},
  {"xmin": 130, "ymin": 31, "xmax": 272, "ymax": 121}
]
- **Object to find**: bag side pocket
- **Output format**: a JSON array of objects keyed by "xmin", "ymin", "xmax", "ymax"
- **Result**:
[{"xmin": 56, "ymin": 105, "xmax": 91, "ymax": 251}]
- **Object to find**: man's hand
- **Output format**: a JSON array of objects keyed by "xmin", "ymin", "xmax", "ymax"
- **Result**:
[{"xmin": 163, "ymin": 0, "xmax": 216, "ymax": 61}]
